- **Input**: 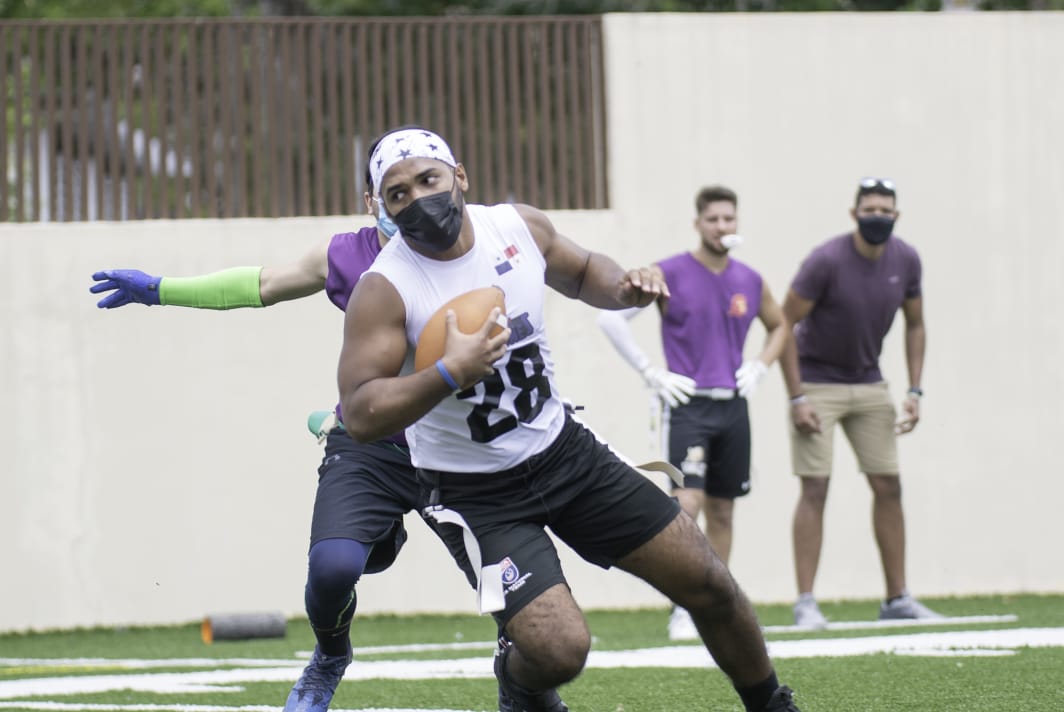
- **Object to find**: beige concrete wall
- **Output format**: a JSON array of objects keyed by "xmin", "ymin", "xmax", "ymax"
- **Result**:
[
  {"xmin": 595, "ymin": 11, "xmax": 1064, "ymax": 604},
  {"xmin": 3, "ymin": 12, "xmax": 1063, "ymax": 633}
]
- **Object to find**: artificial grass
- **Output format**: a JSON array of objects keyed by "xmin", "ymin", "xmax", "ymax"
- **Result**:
[{"xmin": 1, "ymin": 593, "xmax": 1062, "ymax": 711}]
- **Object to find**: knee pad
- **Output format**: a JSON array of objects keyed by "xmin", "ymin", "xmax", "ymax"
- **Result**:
[{"xmin": 305, "ymin": 538, "xmax": 371, "ymax": 628}]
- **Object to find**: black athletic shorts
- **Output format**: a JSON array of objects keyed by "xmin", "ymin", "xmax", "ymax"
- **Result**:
[
  {"xmin": 418, "ymin": 415, "xmax": 681, "ymax": 626},
  {"xmin": 666, "ymin": 396, "xmax": 751, "ymax": 499},
  {"xmin": 309, "ymin": 428, "xmax": 420, "ymax": 575}
]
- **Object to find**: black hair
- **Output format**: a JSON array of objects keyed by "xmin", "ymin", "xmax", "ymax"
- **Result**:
[
  {"xmin": 855, "ymin": 184, "xmax": 896, "ymax": 208},
  {"xmin": 695, "ymin": 185, "xmax": 738, "ymax": 214}
]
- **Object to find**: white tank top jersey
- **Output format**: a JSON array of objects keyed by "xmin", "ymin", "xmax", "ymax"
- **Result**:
[{"xmin": 368, "ymin": 203, "xmax": 566, "ymax": 472}]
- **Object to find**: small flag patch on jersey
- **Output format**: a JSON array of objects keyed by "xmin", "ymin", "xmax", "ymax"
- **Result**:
[{"xmin": 495, "ymin": 244, "xmax": 522, "ymax": 275}]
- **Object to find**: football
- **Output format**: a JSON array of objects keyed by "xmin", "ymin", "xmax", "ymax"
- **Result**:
[{"xmin": 413, "ymin": 286, "xmax": 508, "ymax": 372}]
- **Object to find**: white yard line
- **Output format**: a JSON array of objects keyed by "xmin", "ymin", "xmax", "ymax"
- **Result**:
[
  {"xmin": 2, "ymin": 625, "xmax": 1062, "ymax": 709},
  {"xmin": 352, "ymin": 642, "xmax": 496, "ymax": 656},
  {"xmin": 0, "ymin": 659, "xmax": 304, "ymax": 670},
  {"xmin": 0, "ymin": 645, "xmax": 497, "ymax": 672},
  {"xmin": 0, "ymin": 616, "xmax": 1020, "ymax": 671},
  {"xmin": 591, "ymin": 627, "xmax": 1064, "ymax": 667},
  {"xmin": 762, "ymin": 614, "xmax": 1018, "ymax": 633}
]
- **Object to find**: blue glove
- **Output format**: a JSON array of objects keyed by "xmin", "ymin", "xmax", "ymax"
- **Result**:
[{"xmin": 90, "ymin": 269, "xmax": 163, "ymax": 308}]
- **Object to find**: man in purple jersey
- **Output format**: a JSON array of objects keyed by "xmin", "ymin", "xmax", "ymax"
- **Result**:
[
  {"xmin": 780, "ymin": 177, "xmax": 941, "ymax": 629},
  {"xmin": 597, "ymin": 185, "xmax": 787, "ymax": 641},
  {"xmin": 88, "ymin": 132, "xmax": 533, "ymax": 712}
]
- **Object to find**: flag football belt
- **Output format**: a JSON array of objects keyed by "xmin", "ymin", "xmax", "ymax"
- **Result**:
[
  {"xmin": 307, "ymin": 410, "xmax": 340, "ymax": 444},
  {"xmin": 422, "ymin": 411, "xmax": 685, "ymax": 616},
  {"xmin": 693, "ymin": 388, "xmax": 739, "ymax": 401}
]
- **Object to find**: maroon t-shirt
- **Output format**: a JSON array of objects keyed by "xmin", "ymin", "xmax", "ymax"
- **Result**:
[{"xmin": 790, "ymin": 233, "xmax": 921, "ymax": 384}]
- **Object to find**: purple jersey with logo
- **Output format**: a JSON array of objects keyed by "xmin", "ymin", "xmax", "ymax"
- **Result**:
[
  {"xmin": 790, "ymin": 233, "xmax": 922, "ymax": 384},
  {"xmin": 324, "ymin": 227, "xmax": 407, "ymax": 446},
  {"xmin": 657, "ymin": 253, "xmax": 763, "ymax": 390}
]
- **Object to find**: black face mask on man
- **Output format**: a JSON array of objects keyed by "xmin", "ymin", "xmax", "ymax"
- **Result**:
[
  {"xmin": 392, "ymin": 178, "xmax": 464, "ymax": 254},
  {"xmin": 857, "ymin": 215, "xmax": 895, "ymax": 246}
]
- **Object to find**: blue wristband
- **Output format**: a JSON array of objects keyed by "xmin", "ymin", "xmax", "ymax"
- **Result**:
[{"xmin": 435, "ymin": 359, "xmax": 460, "ymax": 391}]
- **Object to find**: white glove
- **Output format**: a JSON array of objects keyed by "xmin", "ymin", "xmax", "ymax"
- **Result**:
[
  {"xmin": 735, "ymin": 360, "xmax": 768, "ymax": 399},
  {"xmin": 641, "ymin": 366, "xmax": 696, "ymax": 408}
]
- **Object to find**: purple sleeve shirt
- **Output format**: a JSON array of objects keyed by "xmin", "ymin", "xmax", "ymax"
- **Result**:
[
  {"xmin": 325, "ymin": 227, "xmax": 385, "ymax": 312},
  {"xmin": 790, "ymin": 233, "xmax": 922, "ymax": 384},
  {"xmin": 658, "ymin": 253, "xmax": 763, "ymax": 390},
  {"xmin": 323, "ymin": 227, "xmax": 407, "ymax": 446}
]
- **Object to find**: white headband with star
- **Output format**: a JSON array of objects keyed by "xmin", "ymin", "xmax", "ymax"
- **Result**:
[{"xmin": 369, "ymin": 129, "xmax": 457, "ymax": 196}]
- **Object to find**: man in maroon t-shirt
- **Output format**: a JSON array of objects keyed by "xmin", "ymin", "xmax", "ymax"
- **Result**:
[{"xmin": 780, "ymin": 178, "xmax": 942, "ymax": 628}]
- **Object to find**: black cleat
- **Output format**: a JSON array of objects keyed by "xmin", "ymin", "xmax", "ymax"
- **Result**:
[
  {"xmin": 494, "ymin": 635, "xmax": 569, "ymax": 712},
  {"xmin": 763, "ymin": 685, "xmax": 801, "ymax": 711},
  {"xmin": 283, "ymin": 644, "xmax": 353, "ymax": 712}
]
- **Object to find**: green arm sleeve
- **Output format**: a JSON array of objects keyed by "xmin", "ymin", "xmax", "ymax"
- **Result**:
[{"xmin": 158, "ymin": 266, "xmax": 265, "ymax": 309}]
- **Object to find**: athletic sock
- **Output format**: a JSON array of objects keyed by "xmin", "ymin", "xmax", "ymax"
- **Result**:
[
  {"xmin": 737, "ymin": 671, "xmax": 780, "ymax": 712},
  {"xmin": 312, "ymin": 627, "xmax": 352, "ymax": 657}
]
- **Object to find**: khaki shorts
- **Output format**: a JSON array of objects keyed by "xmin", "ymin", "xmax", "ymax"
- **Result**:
[{"xmin": 790, "ymin": 382, "xmax": 899, "ymax": 477}]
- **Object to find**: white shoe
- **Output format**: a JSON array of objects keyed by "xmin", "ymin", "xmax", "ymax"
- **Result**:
[
  {"xmin": 879, "ymin": 592, "xmax": 944, "ymax": 620},
  {"xmin": 667, "ymin": 607, "xmax": 699, "ymax": 641},
  {"xmin": 793, "ymin": 594, "xmax": 827, "ymax": 629}
]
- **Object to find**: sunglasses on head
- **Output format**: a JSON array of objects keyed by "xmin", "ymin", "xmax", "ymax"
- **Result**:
[{"xmin": 858, "ymin": 177, "xmax": 896, "ymax": 192}]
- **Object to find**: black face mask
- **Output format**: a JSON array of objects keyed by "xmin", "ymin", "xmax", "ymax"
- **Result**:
[
  {"xmin": 857, "ymin": 215, "xmax": 895, "ymax": 246},
  {"xmin": 392, "ymin": 181, "xmax": 464, "ymax": 254}
]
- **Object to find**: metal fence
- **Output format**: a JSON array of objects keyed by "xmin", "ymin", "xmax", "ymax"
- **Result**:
[{"xmin": 0, "ymin": 17, "xmax": 607, "ymax": 222}]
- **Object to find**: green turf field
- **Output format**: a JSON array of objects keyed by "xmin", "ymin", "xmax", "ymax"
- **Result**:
[{"xmin": 1, "ymin": 593, "xmax": 1062, "ymax": 711}]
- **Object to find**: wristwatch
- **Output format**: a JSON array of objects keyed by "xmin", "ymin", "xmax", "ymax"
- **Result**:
[{"xmin": 907, "ymin": 387, "xmax": 924, "ymax": 397}]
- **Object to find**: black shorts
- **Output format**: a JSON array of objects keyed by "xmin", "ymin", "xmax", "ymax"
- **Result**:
[
  {"xmin": 419, "ymin": 416, "xmax": 681, "ymax": 626},
  {"xmin": 666, "ymin": 396, "xmax": 751, "ymax": 499},
  {"xmin": 309, "ymin": 429, "xmax": 420, "ymax": 575}
]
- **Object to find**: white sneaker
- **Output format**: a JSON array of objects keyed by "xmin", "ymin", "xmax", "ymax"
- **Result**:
[
  {"xmin": 667, "ymin": 607, "xmax": 699, "ymax": 641},
  {"xmin": 793, "ymin": 595, "xmax": 827, "ymax": 629},
  {"xmin": 879, "ymin": 592, "xmax": 944, "ymax": 620}
]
